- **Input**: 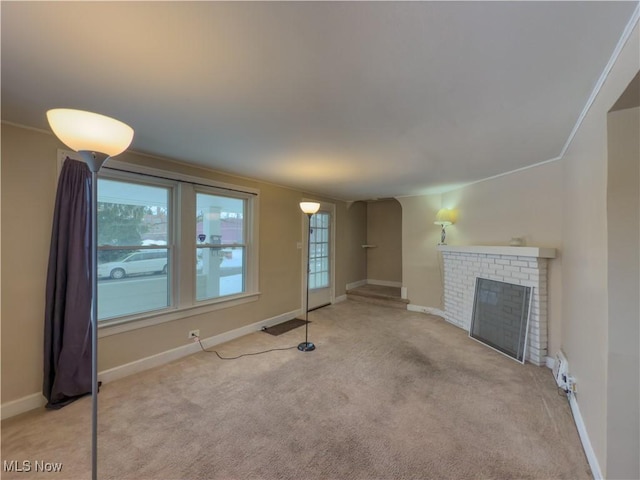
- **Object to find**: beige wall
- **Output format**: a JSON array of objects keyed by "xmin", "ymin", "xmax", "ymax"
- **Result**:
[
  {"xmin": 441, "ymin": 160, "xmax": 564, "ymax": 357},
  {"xmin": 366, "ymin": 199, "xmax": 402, "ymax": 283},
  {"xmin": 1, "ymin": 125, "xmax": 60, "ymax": 401},
  {"xmin": 0, "ymin": 124, "xmax": 365, "ymax": 403},
  {"xmin": 606, "ymin": 105, "xmax": 639, "ymax": 479},
  {"xmin": 398, "ymin": 159, "xmax": 564, "ymax": 346},
  {"xmin": 560, "ymin": 22, "xmax": 639, "ymax": 476},
  {"xmin": 397, "ymin": 194, "xmax": 442, "ymax": 308},
  {"xmin": 336, "ymin": 201, "xmax": 368, "ymax": 290}
]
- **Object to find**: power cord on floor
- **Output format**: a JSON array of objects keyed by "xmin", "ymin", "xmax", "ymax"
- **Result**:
[{"xmin": 195, "ymin": 336, "xmax": 297, "ymax": 360}]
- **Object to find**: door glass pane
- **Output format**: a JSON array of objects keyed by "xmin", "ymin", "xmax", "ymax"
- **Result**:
[{"xmin": 309, "ymin": 211, "xmax": 330, "ymax": 290}]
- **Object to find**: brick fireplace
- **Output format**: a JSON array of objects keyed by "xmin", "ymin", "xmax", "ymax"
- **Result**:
[{"xmin": 437, "ymin": 245, "xmax": 556, "ymax": 365}]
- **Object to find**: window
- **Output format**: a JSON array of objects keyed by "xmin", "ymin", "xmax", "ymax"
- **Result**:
[
  {"xmin": 91, "ymin": 162, "xmax": 259, "ymax": 329},
  {"xmin": 97, "ymin": 178, "xmax": 172, "ymax": 320},
  {"xmin": 195, "ymin": 191, "xmax": 246, "ymax": 301}
]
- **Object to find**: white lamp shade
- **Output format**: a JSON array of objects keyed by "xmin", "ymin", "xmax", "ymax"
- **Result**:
[
  {"xmin": 47, "ymin": 108, "xmax": 134, "ymax": 157},
  {"xmin": 434, "ymin": 208, "xmax": 456, "ymax": 226},
  {"xmin": 300, "ymin": 201, "xmax": 321, "ymax": 215}
]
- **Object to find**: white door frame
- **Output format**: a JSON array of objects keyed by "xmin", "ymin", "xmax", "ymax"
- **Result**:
[{"xmin": 301, "ymin": 200, "xmax": 336, "ymax": 312}]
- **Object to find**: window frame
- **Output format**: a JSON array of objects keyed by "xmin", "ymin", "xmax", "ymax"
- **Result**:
[
  {"xmin": 194, "ymin": 185, "xmax": 255, "ymax": 304},
  {"xmin": 96, "ymin": 170, "xmax": 177, "ymax": 324},
  {"xmin": 56, "ymin": 150, "xmax": 260, "ymax": 338}
]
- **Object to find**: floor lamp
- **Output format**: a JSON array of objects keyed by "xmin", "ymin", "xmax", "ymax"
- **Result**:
[
  {"xmin": 47, "ymin": 109, "xmax": 134, "ymax": 480},
  {"xmin": 298, "ymin": 201, "xmax": 320, "ymax": 352}
]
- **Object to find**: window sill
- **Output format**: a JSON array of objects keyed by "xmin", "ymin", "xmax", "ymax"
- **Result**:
[{"xmin": 98, "ymin": 292, "xmax": 261, "ymax": 338}]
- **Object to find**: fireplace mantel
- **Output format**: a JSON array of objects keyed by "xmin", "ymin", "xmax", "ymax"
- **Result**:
[{"xmin": 437, "ymin": 245, "xmax": 556, "ymax": 259}]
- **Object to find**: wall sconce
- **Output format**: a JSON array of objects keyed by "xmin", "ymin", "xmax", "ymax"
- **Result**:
[{"xmin": 434, "ymin": 208, "xmax": 456, "ymax": 245}]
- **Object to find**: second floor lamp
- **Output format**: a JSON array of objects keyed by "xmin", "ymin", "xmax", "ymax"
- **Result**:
[{"xmin": 298, "ymin": 201, "xmax": 321, "ymax": 352}]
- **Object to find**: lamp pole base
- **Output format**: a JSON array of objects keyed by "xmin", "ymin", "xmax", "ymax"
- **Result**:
[{"xmin": 297, "ymin": 342, "xmax": 315, "ymax": 352}]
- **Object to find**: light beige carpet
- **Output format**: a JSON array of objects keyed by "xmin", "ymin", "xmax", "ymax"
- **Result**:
[{"xmin": 1, "ymin": 301, "xmax": 591, "ymax": 479}]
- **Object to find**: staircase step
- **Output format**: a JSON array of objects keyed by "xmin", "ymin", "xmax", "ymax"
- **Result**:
[
  {"xmin": 347, "ymin": 294, "xmax": 407, "ymax": 310},
  {"xmin": 346, "ymin": 284, "xmax": 409, "ymax": 310}
]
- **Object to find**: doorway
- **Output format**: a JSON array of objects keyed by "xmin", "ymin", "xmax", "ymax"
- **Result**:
[
  {"xmin": 303, "ymin": 202, "xmax": 335, "ymax": 311},
  {"xmin": 605, "ymin": 71, "xmax": 639, "ymax": 479}
]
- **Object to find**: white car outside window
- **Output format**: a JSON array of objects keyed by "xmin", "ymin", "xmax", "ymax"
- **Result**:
[{"xmin": 98, "ymin": 250, "xmax": 168, "ymax": 280}]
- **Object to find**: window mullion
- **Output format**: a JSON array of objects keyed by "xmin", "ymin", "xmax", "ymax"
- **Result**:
[{"xmin": 176, "ymin": 182, "xmax": 195, "ymax": 309}]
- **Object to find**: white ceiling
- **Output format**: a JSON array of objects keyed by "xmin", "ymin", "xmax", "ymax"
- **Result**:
[{"xmin": 2, "ymin": 1, "xmax": 638, "ymax": 201}]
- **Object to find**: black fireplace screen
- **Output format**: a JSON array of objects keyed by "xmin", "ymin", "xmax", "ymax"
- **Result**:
[{"xmin": 470, "ymin": 277, "xmax": 532, "ymax": 363}]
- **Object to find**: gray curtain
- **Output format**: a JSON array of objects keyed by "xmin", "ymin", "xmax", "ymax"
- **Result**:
[{"xmin": 43, "ymin": 158, "xmax": 93, "ymax": 409}]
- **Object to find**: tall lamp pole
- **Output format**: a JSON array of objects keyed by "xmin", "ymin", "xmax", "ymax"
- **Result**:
[
  {"xmin": 298, "ymin": 201, "xmax": 320, "ymax": 352},
  {"xmin": 47, "ymin": 109, "xmax": 134, "ymax": 480}
]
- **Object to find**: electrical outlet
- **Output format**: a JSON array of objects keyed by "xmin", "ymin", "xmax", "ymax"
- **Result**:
[
  {"xmin": 188, "ymin": 329, "xmax": 200, "ymax": 339},
  {"xmin": 553, "ymin": 351, "xmax": 569, "ymax": 387}
]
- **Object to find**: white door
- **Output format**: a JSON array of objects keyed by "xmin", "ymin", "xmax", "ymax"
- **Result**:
[{"xmin": 304, "ymin": 204, "xmax": 334, "ymax": 311}]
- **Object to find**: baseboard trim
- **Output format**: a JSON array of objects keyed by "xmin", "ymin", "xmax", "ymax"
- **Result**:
[
  {"xmin": 1, "ymin": 393, "xmax": 47, "ymax": 420},
  {"xmin": 1, "ymin": 309, "xmax": 301, "ymax": 420},
  {"xmin": 545, "ymin": 356, "xmax": 555, "ymax": 370},
  {"xmin": 99, "ymin": 342, "xmax": 201, "ymax": 385},
  {"xmin": 366, "ymin": 279, "xmax": 403, "ymax": 288},
  {"xmin": 334, "ymin": 294, "xmax": 347, "ymax": 303},
  {"xmin": 568, "ymin": 393, "xmax": 603, "ymax": 480},
  {"xmin": 99, "ymin": 308, "xmax": 301, "ymax": 384},
  {"xmin": 346, "ymin": 280, "xmax": 367, "ymax": 290},
  {"xmin": 407, "ymin": 304, "xmax": 445, "ymax": 318},
  {"xmin": 545, "ymin": 354, "xmax": 600, "ymax": 478}
]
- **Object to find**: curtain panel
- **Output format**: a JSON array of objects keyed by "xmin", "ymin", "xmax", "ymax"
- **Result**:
[{"xmin": 43, "ymin": 158, "xmax": 93, "ymax": 409}]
